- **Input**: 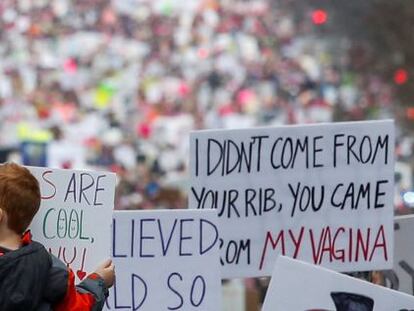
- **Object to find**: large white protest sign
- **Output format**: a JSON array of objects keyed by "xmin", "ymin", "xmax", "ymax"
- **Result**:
[
  {"xmin": 190, "ymin": 120, "xmax": 395, "ymax": 278},
  {"xmin": 263, "ymin": 256, "xmax": 414, "ymax": 311},
  {"xmin": 105, "ymin": 209, "xmax": 221, "ymax": 311},
  {"xmin": 381, "ymin": 215, "xmax": 414, "ymax": 295},
  {"xmin": 28, "ymin": 167, "xmax": 116, "ymax": 282}
]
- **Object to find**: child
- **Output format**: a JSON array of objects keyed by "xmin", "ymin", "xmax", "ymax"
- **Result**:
[{"xmin": 0, "ymin": 163, "xmax": 115, "ymax": 311}]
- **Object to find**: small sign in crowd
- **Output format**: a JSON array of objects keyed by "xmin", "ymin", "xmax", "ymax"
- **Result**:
[{"xmin": 28, "ymin": 120, "xmax": 414, "ymax": 310}]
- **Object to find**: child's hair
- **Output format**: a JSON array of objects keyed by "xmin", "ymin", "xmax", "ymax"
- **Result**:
[{"xmin": 0, "ymin": 163, "xmax": 41, "ymax": 234}]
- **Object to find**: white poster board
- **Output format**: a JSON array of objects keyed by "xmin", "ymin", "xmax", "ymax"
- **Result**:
[
  {"xmin": 382, "ymin": 215, "xmax": 414, "ymax": 295},
  {"xmin": 28, "ymin": 166, "xmax": 116, "ymax": 282},
  {"xmin": 190, "ymin": 120, "xmax": 395, "ymax": 278},
  {"xmin": 105, "ymin": 209, "xmax": 221, "ymax": 311},
  {"xmin": 263, "ymin": 256, "xmax": 414, "ymax": 311}
]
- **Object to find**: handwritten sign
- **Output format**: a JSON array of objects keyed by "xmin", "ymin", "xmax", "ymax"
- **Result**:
[
  {"xmin": 381, "ymin": 215, "xmax": 414, "ymax": 295},
  {"xmin": 28, "ymin": 167, "xmax": 116, "ymax": 282},
  {"xmin": 105, "ymin": 210, "xmax": 221, "ymax": 311},
  {"xmin": 190, "ymin": 120, "xmax": 395, "ymax": 278},
  {"xmin": 263, "ymin": 256, "xmax": 414, "ymax": 311}
]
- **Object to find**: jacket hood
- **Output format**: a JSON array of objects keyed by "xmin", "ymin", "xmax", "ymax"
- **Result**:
[{"xmin": 0, "ymin": 241, "xmax": 51, "ymax": 311}]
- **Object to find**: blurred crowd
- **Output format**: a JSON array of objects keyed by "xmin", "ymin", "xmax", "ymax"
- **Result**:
[{"xmin": 0, "ymin": 0, "xmax": 412, "ymax": 212}]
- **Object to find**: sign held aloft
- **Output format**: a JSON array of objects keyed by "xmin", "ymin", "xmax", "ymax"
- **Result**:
[
  {"xmin": 190, "ymin": 120, "xmax": 395, "ymax": 278},
  {"xmin": 29, "ymin": 167, "xmax": 116, "ymax": 282},
  {"xmin": 382, "ymin": 215, "xmax": 414, "ymax": 295},
  {"xmin": 262, "ymin": 256, "xmax": 414, "ymax": 311},
  {"xmin": 106, "ymin": 209, "xmax": 221, "ymax": 311}
]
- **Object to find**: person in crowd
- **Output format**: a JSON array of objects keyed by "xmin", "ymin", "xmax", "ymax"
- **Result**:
[{"xmin": 0, "ymin": 162, "xmax": 115, "ymax": 311}]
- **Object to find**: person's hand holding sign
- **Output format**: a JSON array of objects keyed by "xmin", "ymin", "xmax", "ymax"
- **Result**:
[{"xmin": 95, "ymin": 259, "xmax": 115, "ymax": 288}]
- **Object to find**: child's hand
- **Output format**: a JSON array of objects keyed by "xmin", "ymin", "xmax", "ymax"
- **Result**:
[{"xmin": 94, "ymin": 259, "xmax": 115, "ymax": 288}]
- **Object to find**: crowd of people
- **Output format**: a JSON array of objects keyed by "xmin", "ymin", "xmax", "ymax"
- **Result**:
[
  {"xmin": 0, "ymin": 1, "xmax": 411, "ymax": 202},
  {"xmin": 1, "ymin": 0, "xmax": 410, "ymax": 214}
]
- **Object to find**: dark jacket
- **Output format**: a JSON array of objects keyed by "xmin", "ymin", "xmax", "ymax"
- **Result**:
[{"xmin": 0, "ymin": 233, "xmax": 107, "ymax": 311}]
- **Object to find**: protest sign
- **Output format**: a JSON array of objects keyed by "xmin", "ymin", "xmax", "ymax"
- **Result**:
[
  {"xmin": 189, "ymin": 120, "xmax": 395, "ymax": 278},
  {"xmin": 20, "ymin": 141, "xmax": 47, "ymax": 167},
  {"xmin": 46, "ymin": 141, "xmax": 86, "ymax": 169},
  {"xmin": 382, "ymin": 215, "xmax": 414, "ymax": 295},
  {"xmin": 28, "ymin": 166, "xmax": 116, "ymax": 283},
  {"xmin": 105, "ymin": 209, "xmax": 221, "ymax": 311},
  {"xmin": 262, "ymin": 256, "xmax": 414, "ymax": 311}
]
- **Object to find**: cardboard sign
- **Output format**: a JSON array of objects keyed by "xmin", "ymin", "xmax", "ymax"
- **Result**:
[
  {"xmin": 28, "ymin": 166, "xmax": 116, "ymax": 282},
  {"xmin": 263, "ymin": 256, "xmax": 414, "ymax": 311},
  {"xmin": 382, "ymin": 215, "xmax": 414, "ymax": 295},
  {"xmin": 105, "ymin": 209, "xmax": 221, "ymax": 311},
  {"xmin": 189, "ymin": 120, "xmax": 395, "ymax": 278}
]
